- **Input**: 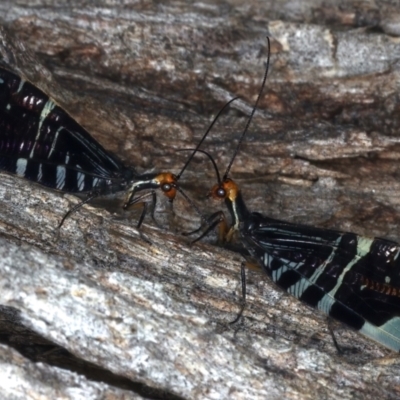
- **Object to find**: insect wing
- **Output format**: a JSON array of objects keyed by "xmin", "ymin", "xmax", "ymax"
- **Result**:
[
  {"xmin": 0, "ymin": 68, "xmax": 130, "ymax": 193},
  {"xmin": 245, "ymin": 214, "xmax": 400, "ymax": 351}
]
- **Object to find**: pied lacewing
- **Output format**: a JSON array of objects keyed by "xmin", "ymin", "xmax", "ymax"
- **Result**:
[
  {"xmin": 190, "ymin": 37, "xmax": 400, "ymax": 352},
  {"xmin": 0, "ymin": 66, "xmax": 215, "ymax": 227}
]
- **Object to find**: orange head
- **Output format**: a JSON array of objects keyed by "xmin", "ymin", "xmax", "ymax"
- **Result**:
[
  {"xmin": 209, "ymin": 178, "xmax": 240, "ymax": 203},
  {"xmin": 154, "ymin": 172, "xmax": 178, "ymax": 201}
]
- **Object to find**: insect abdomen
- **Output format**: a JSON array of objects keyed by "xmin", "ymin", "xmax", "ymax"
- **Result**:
[
  {"xmin": 0, "ymin": 67, "xmax": 131, "ymax": 194},
  {"xmin": 246, "ymin": 214, "xmax": 400, "ymax": 351}
]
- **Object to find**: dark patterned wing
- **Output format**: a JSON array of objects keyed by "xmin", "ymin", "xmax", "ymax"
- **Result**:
[
  {"xmin": 244, "ymin": 213, "xmax": 400, "ymax": 351},
  {"xmin": 0, "ymin": 68, "xmax": 133, "ymax": 194}
]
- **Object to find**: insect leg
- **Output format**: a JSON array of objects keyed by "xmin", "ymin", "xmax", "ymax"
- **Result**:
[
  {"xmin": 58, "ymin": 191, "xmax": 100, "ymax": 229},
  {"xmin": 125, "ymin": 190, "xmax": 158, "ymax": 229},
  {"xmin": 230, "ymin": 262, "xmax": 247, "ymax": 325},
  {"xmin": 183, "ymin": 210, "xmax": 227, "ymax": 244}
]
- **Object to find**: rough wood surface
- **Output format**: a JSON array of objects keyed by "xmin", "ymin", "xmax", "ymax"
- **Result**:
[{"xmin": 1, "ymin": 1, "xmax": 400, "ymax": 399}]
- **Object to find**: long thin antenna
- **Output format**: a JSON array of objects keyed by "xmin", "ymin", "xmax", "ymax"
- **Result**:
[
  {"xmin": 177, "ymin": 148, "xmax": 222, "ymax": 185},
  {"xmin": 223, "ymin": 36, "xmax": 271, "ymax": 180},
  {"xmin": 176, "ymin": 186, "xmax": 209, "ymax": 225},
  {"xmin": 193, "ymin": 149, "xmax": 222, "ymax": 185},
  {"xmin": 176, "ymin": 96, "xmax": 240, "ymax": 180}
]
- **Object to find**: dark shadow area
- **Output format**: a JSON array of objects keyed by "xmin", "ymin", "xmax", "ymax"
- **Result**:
[{"xmin": 0, "ymin": 306, "xmax": 185, "ymax": 400}]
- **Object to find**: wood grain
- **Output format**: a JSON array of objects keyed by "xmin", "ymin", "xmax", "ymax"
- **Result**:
[{"xmin": 1, "ymin": 2, "xmax": 400, "ymax": 399}]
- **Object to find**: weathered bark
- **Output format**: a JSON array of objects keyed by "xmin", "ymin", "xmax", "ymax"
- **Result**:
[{"xmin": 1, "ymin": 1, "xmax": 400, "ymax": 399}]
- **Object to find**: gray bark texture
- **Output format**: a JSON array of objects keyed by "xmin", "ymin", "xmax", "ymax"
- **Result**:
[{"xmin": 1, "ymin": 1, "xmax": 400, "ymax": 399}]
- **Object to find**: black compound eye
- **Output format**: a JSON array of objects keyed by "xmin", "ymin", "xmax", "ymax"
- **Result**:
[
  {"xmin": 217, "ymin": 187, "xmax": 226, "ymax": 198},
  {"xmin": 162, "ymin": 183, "xmax": 172, "ymax": 192}
]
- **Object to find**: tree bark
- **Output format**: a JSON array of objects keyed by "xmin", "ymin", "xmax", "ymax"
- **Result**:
[{"xmin": 1, "ymin": 1, "xmax": 400, "ymax": 399}]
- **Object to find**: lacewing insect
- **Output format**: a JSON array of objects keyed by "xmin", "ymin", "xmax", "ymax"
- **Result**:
[
  {"xmin": 0, "ymin": 66, "xmax": 228, "ymax": 227},
  {"xmin": 190, "ymin": 37, "xmax": 400, "ymax": 352}
]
